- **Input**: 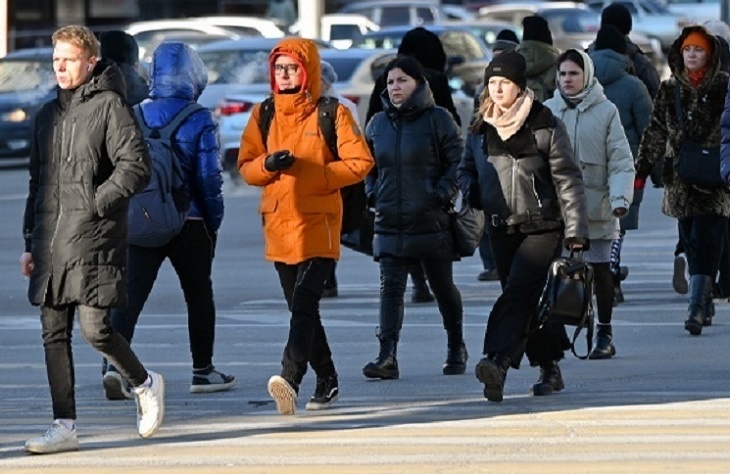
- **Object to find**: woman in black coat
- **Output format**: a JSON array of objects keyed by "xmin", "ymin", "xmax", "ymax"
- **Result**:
[
  {"xmin": 363, "ymin": 56, "xmax": 466, "ymax": 380},
  {"xmin": 457, "ymin": 51, "xmax": 589, "ymax": 402}
]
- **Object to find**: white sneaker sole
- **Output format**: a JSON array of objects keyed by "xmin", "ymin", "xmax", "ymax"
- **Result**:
[
  {"xmin": 673, "ymin": 256, "xmax": 689, "ymax": 294},
  {"xmin": 103, "ymin": 372, "xmax": 132, "ymax": 400},
  {"xmin": 267, "ymin": 376, "xmax": 297, "ymax": 415},
  {"xmin": 190, "ymin": 379, "xmax": 237, "ymax": 394},
  {"xmin": 25, "ymin": 437, "xmax": 79, "ymax": 454},
  {"xmin": 138, "ymin": 375, "xmax": 165, "ymax": 439}
]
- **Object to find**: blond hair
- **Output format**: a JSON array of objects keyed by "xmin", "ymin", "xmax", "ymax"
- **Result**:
[{"xmin": 52, "ymin": 25, "xmax": 99, "ymax": 58}]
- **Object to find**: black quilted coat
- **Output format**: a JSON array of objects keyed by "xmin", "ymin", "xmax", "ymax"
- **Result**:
[
  {"xmin": 365, "ymin": 82, "xmax": 464, "ymax": 261},
  {"xmin": 23, "ymin": 61, "xmax": 151, "ymax": 307}
]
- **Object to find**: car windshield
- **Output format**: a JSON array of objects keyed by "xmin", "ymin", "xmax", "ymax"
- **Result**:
[
  {"xmin": 197, "ymin": 49, "xmax": 271, "ymax": 85},
  {"xmin": 0, "ymin": 59, "xmax": 55, "ymax": 94},
  {"xmin": 540, "ymin": 9, "xmax": 600, "ymax": 34},
  {"xmin": 323, "ymin": 56, "xmax": 363, "ymax": 82}
]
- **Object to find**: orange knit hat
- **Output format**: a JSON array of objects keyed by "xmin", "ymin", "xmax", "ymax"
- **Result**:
[{"xmin": 682, "ymin": 31, "xmax": 713, "ymax": 55}]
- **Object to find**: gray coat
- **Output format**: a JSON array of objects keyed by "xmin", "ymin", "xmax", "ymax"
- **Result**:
[{"xmin": 23, "ymin": 61, "xmax": 151, "ymax": 307}]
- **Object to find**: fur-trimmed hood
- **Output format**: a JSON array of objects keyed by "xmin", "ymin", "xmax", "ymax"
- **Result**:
[{"xmin": 668, "ymin": 25, "xmax": 723, "ymax": 89}]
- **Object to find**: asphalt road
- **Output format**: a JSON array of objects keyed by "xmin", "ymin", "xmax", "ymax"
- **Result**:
[{"xmin": 1, "ymin": 168, "xmax": 729, "ymax": 472}]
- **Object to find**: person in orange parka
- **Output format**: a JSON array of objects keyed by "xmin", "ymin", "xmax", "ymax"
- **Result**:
[{"xmin": 238, "ymin": 38, "xmax": 374, "ymax": 415}]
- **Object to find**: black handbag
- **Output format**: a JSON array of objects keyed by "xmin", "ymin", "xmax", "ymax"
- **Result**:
[
  {"xmin": 340, "ymin": 208, "xmax": 374, "ymax": 256},
  {"xmin": 536, "ymin": 251, "xmax": 594, "ymax": 359},
  {"xmin": 450, "ymin": 203, "xmax": 485, "ymax": 257},
  {"xmin": 673, "ymin": 84, "xmax": 724, "ymax": 188}
]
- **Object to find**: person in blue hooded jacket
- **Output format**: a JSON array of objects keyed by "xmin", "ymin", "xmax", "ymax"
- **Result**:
[{"xmin": 103, "ymin": 41, "xmax": 234, "ymax": 400}]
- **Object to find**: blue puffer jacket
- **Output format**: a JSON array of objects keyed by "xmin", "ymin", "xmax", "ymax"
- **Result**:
[{"xmin": 138, "ymin": 42, "xmax": 224, "ymax": 232}]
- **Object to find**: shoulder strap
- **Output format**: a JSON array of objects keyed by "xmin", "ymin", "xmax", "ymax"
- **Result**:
[
  {"xmin": 318, "ymin": 96, "xmax": 339, "ymax": 161},
  {"xmin": 258, "ymin": 96, "xmax": 276, "ymax": 148},
  {"xmin": 134, "ymin": 102, "xmax": 204, "ymax": 139}
]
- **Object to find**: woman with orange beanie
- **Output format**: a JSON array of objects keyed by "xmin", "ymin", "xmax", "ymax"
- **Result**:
[{"xmin": 636, "ymin": 26, "xmax": 730, "ymax": 335}]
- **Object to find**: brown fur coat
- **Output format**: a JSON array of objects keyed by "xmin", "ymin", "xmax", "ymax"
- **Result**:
[{"xmin": 636, "ymin": 25, "xmax": 730, "ymax": 218}]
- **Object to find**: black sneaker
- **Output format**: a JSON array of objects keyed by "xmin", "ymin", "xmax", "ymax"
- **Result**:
[
  {"xmin": 190, "ymin": 365, "xmax": 236, "ymax": 394},
  {"xmin": 103, "ymin": 365, "xmax": 133, "ymax": 400},
  {"xmin": 305, "ymin": 374, "xmax": 339, "ymax": 410}
]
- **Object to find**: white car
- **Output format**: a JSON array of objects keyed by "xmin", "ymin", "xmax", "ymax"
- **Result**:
[
  {"xmin": 289, "ymin": 13, "xmax": 380, "ymax": 49},
  {"xmin": 664, "ymin": 0, "xmax": 719, "ymax": 26},
  {"xmin": 124, "ymin": 20, "xmax": 240, "ymax": 61},
  {"xmin": 189, "ymin": 16, "xmax": 287, "ymax": 39},
  {"xmin": 214, "ymin": 48, "xmax": 474, "ymax": 178}
]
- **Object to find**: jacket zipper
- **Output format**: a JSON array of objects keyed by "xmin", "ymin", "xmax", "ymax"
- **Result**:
[
  {"xmin": 509, "ymin": 159, "xmax": 517, "ymax": 211},
  {"xmin": 531, "ymin": 174, "xmax": 543, "ymax": 208},
  {"xmin": 395, "ymin": 119, "xmax": 403, "ymax": 253}
]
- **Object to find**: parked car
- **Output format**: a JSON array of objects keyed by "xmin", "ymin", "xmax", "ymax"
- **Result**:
[
  {"xmin": 0, "ymin": 47, "xmax": 55, "ymax": 167},
  {"xmin": 195, "ymin": 37, "xmax": 331, "ymax": 111},
  {"xmin": 340, "ymin": 0, "xmax": 453, "ymax": 27},
  {"xmin": 440, "ymin": 20, "xmax": 522, "ymax": 52},
  {"xmin": 190, "ymin": 16, "xmax": 287, "ymax": 38},
  {"xmin": 289, "ymin": 13, "xmax": 380, "ymax": 49},
  {"xmin": 354, "ymin": 25, "xmax": 493, "ymax": 96},
  {"xmin": 214, "ymin": 48, "xmax": 475, "ymax": 178},
  {"xmin": 124, "ymin": 20, "xmax": 241, "ymax": 62},
  {"xmin": 584, "ymin": 0, "xmax": 687, "ymax": 50},
  {"xmin": 139, "ymin": 31, "xmax": 237, "ymax": 78},
  {"xmin": 477, "ymin": 2, "xmax": 666, "ymax": 71},
  {"xmin": 664, "ymin": 0, "xmax": 719, "ymax": 26}
]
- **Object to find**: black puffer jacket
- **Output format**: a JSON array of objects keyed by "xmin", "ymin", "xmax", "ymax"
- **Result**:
[
  {"xmin": 23, "ymin": 60, "xmax": 151, "ymax": 307},
  {"xmin": 458, "ymin": 102, "xmax": 588, "ymax": 241},
  {"xmin": 365, "ymin": 82, "xmax": 464, "ymax": 260}
]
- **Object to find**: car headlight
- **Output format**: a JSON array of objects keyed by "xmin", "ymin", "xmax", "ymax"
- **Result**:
[{"xmin": 2, "ymin": 108, "xmax": 29, "ymax": 123}]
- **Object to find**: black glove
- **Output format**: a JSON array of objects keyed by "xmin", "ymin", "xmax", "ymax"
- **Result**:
[
  {"xmin": 564, "ymin": 236, "xmax": 590, "ymax": 251},
  {"xmin": 264, "ymin": 150, "xmax": 295, "ymax": 172}
]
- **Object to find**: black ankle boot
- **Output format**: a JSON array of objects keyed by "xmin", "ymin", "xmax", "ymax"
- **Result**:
[
  {"xmin": 475, "ymin": 353, "xmax": 510, "ymax": 402},
  {"xmin": 685, "ymin": 275, "xmax": 712, "ymax": 335},
  {"xmin": 531, "ymin": 361, "xmax": 564, "ymax": 396},
  {"xmin": 443, "ymin": 341, "xmax": 468, "ymax": 375},
  {"xmin": 589, "ymin": 324, "xmax": 616, "ymax": 360},
  {"xmin": 362, "ymin": 336, "xmax": 399, "ymax": 379}
]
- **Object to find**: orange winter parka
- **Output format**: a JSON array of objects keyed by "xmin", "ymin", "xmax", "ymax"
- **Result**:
[{"xmin": 238, "ymin": 38, "xmax": 374, "ymax": 264}]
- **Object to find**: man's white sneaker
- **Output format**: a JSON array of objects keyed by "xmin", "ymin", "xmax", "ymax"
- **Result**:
[
  {"xmin": 25, "ymin": 421, "xmax": 79, "ymax": 454},
  {"xmin": 267, "ymin": 375, "xmax": 298, "ymax": 415},
  {"xmin": 134, "ymin": 371, "xmax": 165, "ymax": 439}
]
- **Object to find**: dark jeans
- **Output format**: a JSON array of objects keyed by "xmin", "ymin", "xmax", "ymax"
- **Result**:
[
  {"xmin": 678, "ymin": 214, "xmax": 728, "ymax": 278},
  {"xmin": 42, "ymin": 303, "xmax": 147, "ymax": 419},
  {"xmin": 274, "ymin": 257, "xmax": 336, "ymax": 385},
  {"xmin": 110, "ymin": 220, "xmax": 216, "ymax": 369},
  {"xmin": 485, "ymin": 230, "xmax": 570, "ymax": 368},
  {"xmin": 379, "ymin": 256, "xmax": 463, "ymax": 340}
]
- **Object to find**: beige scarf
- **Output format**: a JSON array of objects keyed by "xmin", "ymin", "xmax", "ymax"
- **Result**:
[{"xmin": 482, "ymin": 89, "xmax": 535, "ymax": 141}]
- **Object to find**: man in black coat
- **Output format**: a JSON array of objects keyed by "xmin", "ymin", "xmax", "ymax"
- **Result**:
[
  {"xmin": 99, "ymin": 30, "xmax": 149, "ymax": 106},
  {"xmin": 20, "ymin": 25, "xmax": 164, "ymax": 454}
]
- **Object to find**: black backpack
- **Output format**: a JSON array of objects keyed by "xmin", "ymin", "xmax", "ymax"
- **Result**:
[
  {"xmin": 536, "ymin": 251, "xmax": 595, "ymax": 359},
  {"xmin": 257, "ymin": 96, "xmax": 367, "ymax": 235}
]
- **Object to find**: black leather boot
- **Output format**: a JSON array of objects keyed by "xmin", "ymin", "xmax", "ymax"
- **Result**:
[
  {"xmin": 475, "ymin": 353, "xmax": 510, "ymax": 402},
  {"xmin": 531, "ymin": 361, "xmax": 564, "ymax": 396},
  {"xmin": 685, "ymin": 274, "xmax": 712, "ymax": 336},
  {"xmin": 443, "ymin": 339, "xmax": 468, "ymax": 375},
  {"xmin": 362, "ymin": 336, "xmax": 399, "ymax": 379},
  {"xmin": 588, "ymin": 324, "xmax": 616, "ymax": 360}
]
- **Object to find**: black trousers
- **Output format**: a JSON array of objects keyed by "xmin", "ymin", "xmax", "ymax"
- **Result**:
[
  {"xmin": 378, "ymin": 256, "xmax": 463, "ymax": 340},
  {"xmin": 110, "ymin": 220, "xmax": 217, "ymax": 369},
  {"xmin": 484, "ymin": 230, "xmax": 570, "ymax": 368},
  {"xmin": 274, "ymin": 258, "xmax": 336, "ymax": 385},
  {"xmin": 678, "ymin": 214, "xmax": 728, "ymax": 278}
]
